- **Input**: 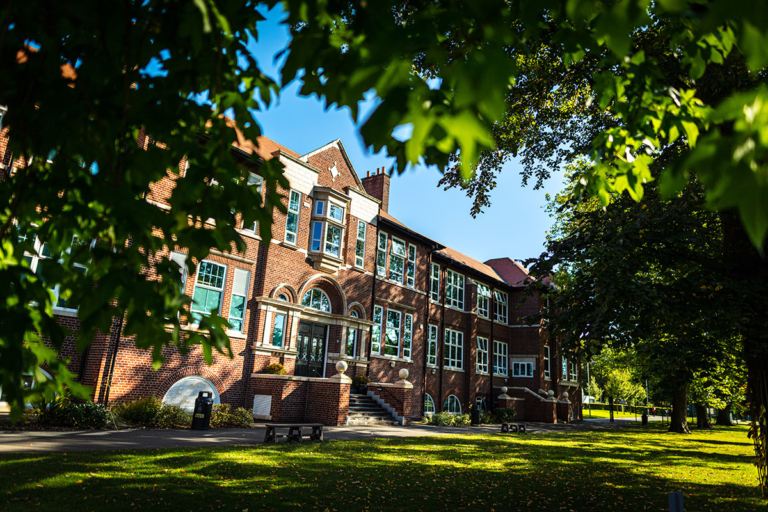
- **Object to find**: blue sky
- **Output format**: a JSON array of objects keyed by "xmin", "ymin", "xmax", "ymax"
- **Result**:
[{"xmin": 246, "ymin": 5, "xmax": 564, "ymax": 264}]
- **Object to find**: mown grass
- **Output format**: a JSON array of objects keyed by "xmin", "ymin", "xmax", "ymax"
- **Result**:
[
  {"xmin": 583, "ymin": 407, "xmax": 647, "ymax": 419},
  {"xmin": 0, "ymin": 424, "xmax": 762, "ymax": 511}
]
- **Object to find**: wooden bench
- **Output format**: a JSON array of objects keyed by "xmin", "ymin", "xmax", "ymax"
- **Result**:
[
  {"xmin": 500, "ymin": 422, "xmax": 526, "ymax": 434},
  {"xmin": 263, "ymin": 423, "xmax": 324, "ymax": 443}
]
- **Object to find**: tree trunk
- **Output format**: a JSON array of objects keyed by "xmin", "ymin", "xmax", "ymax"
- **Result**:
[
  {"xmin": 668, "ymin": 384, "xmax": 691, "ymax": 434},
  {"xmin": 716, "ymin": 405, "xmax": 733, "ymax": 426},
  {"xmin": 721, "ymin": 211, "xmax": 767, "ymax": 498},
  {"xmin": 695, "ymin": 404, "xmax": 713, "ymax": 429}
]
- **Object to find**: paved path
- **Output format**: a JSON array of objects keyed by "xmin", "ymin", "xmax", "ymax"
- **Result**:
[{"xmin": 0, "ymin": 420, "xmax": 636, "ymax": 454}]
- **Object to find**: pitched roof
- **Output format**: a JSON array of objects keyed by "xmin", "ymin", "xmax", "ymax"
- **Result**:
[
  {"xmin": 435, "ymin": 247, "xmax": 505, "ymax": 285},
  {"xmin": 379, "ymin": 210, "xmax": 441, "ymax": 248},
  {"xmin": 225, "ymin": 118, "xmax": 301, "ymax": 160},
  {"xmin": 484, "ymin": 257, "xmax": 538, "ymax": 287}
]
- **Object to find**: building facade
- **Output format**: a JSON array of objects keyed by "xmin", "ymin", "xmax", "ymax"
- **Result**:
[{"xmin": 0, "ymin": 127, "xmax": 582, "ymax": 424}]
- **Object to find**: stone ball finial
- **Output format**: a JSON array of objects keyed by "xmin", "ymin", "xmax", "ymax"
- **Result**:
[
  {"xmin": 547, "ymin": 390, "xmax": 555, "ymax": 397},
  {"xmin": 562, "ymin": 392, "xmax": 569, "ymax": 399},
  {"xmin": 336, "ymin": 361, "xmax": 348, "ymax": 375},
  {"xmin": 398, "ymin": 368, "xmax": 409, "ymax": 380},
  {"xmin": 501, "ymin": 386, "xmax": 508, "ymax": 394}
]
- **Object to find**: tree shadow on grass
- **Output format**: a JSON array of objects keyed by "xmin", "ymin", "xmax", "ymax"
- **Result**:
[{"xmin": 0, "ymin": 429, "xmax": 762, "ymax": 512}]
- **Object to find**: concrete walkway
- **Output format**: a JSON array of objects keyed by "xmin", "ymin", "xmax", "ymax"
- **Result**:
[{"xmin": 0, "ymin": 420, "xmax": 636, "ymax": 454}]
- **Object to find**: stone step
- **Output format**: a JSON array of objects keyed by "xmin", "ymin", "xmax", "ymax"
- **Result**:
[
  {"xmin": 348, "ymin": 411, "xmax": 392, "ymax": 418},
  {"xmin": 347, "ymin": 418, "xmax": 400, "ymax": 426},
  {"xmin": 348, "ymin": 407, "xmax": 386, "ymax": 413}
]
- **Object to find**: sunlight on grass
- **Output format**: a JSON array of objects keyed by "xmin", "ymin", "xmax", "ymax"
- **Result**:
[{"xmin": 0, "ymin": 424, "xmax": 762, "ymax": 511}]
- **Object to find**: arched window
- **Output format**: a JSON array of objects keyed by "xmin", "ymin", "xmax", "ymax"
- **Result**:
[
  {"xmin": 163, "ymin": 376, "xmax": 221, "ymax": 413},
  {"xmin": 301, "ymin": 288, "xmax": 331, "ymax": 312},
  {"xmin": 277, "ymin": 293, "xmax": 289, "ymax": 301},
  {"xmin": 346, "ymin": 310, "xmax": 359, "ymax": 357},
  {"xmin": 443, "ymin": 394, "xmax": 462, "ymax": 415},
  {"xmin": 424, "ymin": 394, "xmax": 436, "ymax": 415}
]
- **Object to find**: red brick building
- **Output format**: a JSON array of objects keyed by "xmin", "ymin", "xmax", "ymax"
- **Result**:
[{"xmin": 1, "ymin": 126, "xmax": 582, "ymax": 424}]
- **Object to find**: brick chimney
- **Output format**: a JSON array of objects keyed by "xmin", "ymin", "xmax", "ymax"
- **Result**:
[{"xmin": 361, "ymin": 167, "xmax": 391, "ymax": 212}]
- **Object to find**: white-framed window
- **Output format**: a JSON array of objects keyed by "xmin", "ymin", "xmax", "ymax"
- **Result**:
[
  {"xmin": 315, "ymin": 200, "xmax": 325, "ymax": 216},
  {"xmin": 389, "ymin": 237, "xmax": 406, "ymax": 283},
  {"xmin": 427, "ymin": 324, "xmax": 438, "ymax": 366},
  {"xmin": 406, "ymin": 245, "xmax": 416, "ymax": 288},
  {"xmin": 376, "ymin": 232, "xmax": 388, "ymax": 277},
  {"xmin": 494, "ymin": 290, "xmax": 508, "ymax": 324},
  {"xmin": 430, "ymin": 263, "xmax": 440, "ymax": 301},
  {"xmin": 21, "ymin": 233, "xmax": 88, "ymax": 310},
  {"xmin": 311, "ymin": 221, "xmax": 323, "ymax": 252},
  {"xmin": 384, "ymin": 309, "xmax": 401, "ymax": 356},
  {"xmin": 301, "ymin": 288, "xmax": 331, "ymax": 313},
  {"xmin": 284, "ymin": 190, "xmax": 301, "ymax": 245},
  {"xmin": 355, "ymin": 220, "xmax": 366, "ymax": 268},
  {"xmin": 444, "ymin": 329, "xmax": 464, "ymax": 370},
  {"xmin": 329, "ymin": 203, "xmax": 344, "ymax": 222},
  {"xmin": 477, "ymin": 284, "xmax": 490, "ymax": 318},
  {"xmin": 170, "ymin": 251, "xmax": 188, "ymax": 290},
  {"xmin": 191, "ymin": 261, "xmax": 227, "ymax": 324},
  {"xmin": 493, "ymin": 340, "xmax": 508, "ymax": 376},
  {"xmin": 227, "ymin": 268, "xmax": 250, "ymax": 332},
  {"xmin": 476, "ymin": 337, "xmax": 489, "ymax": 373},
  {"xmin": 425, "ymin": 394, "xmax": 436, "ymax": 415},
  {"xmin": 403, "ymin": 313, "xmax": 413, "ymax": 359},
  {"xmin": 347, "ymin": 310, "xmax": 358, "ymax": 357},
  {"xmin": 244, "ymin": 173, "xmax": 263, "ymax": 233},
  {"xmin": 562, "ymin": 356, "xmax": 569, "ymax": 381},
  {"xmin": 272, "ymin": 314, "xmax": 286, "ymax": 348},
  {"xmin": 443, "ymin": 394, "xmax": 462, "ymax": 415},
  {"xmin": 544, "ymin": 346, "xmax": 551, "ymax": 379},
  {"xmin": 446, "ymin": 270, "xmax": 465, "ymax": 310},
  {"xmin": 371, "ymin": 305, "xmax": 383, "ymax": 354},
  {"xmin": 513, "ymin": 360, "xmax": 534, "ymax": 377},
  {"xmin": 570, "ymin": 359, "xmax": 578, "ymax": 381},
  {"xmin": 325, "ymin": 224, "xmax": 342, "ymax": 257}
]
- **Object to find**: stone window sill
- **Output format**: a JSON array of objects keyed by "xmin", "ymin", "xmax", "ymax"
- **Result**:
[
  {"xmin": 371, "ymin": 354, "xmax": 414, "ymax": 364},
  {"xmin": 444, "ymin": 367, "xmax": 465, "ymax": 373}
]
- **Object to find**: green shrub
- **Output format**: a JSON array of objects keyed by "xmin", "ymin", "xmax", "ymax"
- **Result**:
[
  {"xmin": 40, "ymin": 398, "xmax": 110, "ymax": 429},
  {"xmin": 453, "ymin": 413, "xmax": 472, "ymax": 426},
  {"xmin": 152, "ymin": 404, "xmax": 191, "ymax": 428},
  {"xmin": 351, "ymin": 375, "xmax": 370, "ymax": 387},
  {"xmin": 264, "ymin": 363, "xmax": 287, "ymax": 375},
  {"xmin": 479, "ymin": 413, "xmax": 494, "ymax": 424},
  {"xmin": 112, "ymin": 396, "xmax": 162, "ymax": 426},
  {"xmin": 210, "ymin": 404, "xmax": 253, "ymax": 428},
  {"xmin": 493, "ymin": 408, "xmax": 517, "ymax": 424},
  {"xmin": 429, "ymin": 412, "xmax": 455, "ymax": 426}
]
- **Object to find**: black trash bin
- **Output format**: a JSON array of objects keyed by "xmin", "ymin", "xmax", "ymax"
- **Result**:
[
  {"xmin": 471, "ymin": 407, "xmax": 481, "ymax": 426},
  {"xmin": 642, "ymin": 412, "xmax": 648, "ymax": 426},
  {"xmin": 191, "ymin": 391, "xmax": 214, "ymax": 430}
]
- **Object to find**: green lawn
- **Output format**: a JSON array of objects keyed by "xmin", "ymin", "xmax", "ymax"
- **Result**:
[
  {"xmin": 1, "ymin": 424, "xmax": 762, "ymax": 511},
  {"xmin": 583, "ymin": 407, "xmax": 646, "ymax": 419}
]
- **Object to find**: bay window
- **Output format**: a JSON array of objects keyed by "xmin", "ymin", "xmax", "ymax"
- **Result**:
[
  {"xmin": 227, "ymin": 268, "xmax": 250, "ymax": 332},
  {"xmin": 384, "ymin": 309, "xmax": 401, "ymax": 356},
  {"xmin": 371, "ymin": 305, "xmax": 383, "ymax": 354},
  {"xmin": 477, "ymin": 284, "xmax": 490, "ymax": 318},
  {"xmin": 191, "ymin": 261, "xmax": 227, "ymax": 324},
  {"xmin": 389, "ymin": 237, "xmax": 406, "ymax": 283},
  {"xmin": 403, "ymin": 313, "xmax": 413, "ymax": 359},
  {"xmin": 493, "ymin": 340, "xmax": 508, "ymax": 376},
  {"xmin": 477, "ymin": 337, "xmax": 489, "ymax": 373},
  {"xmin": 427, "ymin": 324, "xmax": 438, "ymax": 366},
  {"xmin": 406, "ymin": 245, "xmax": 416, "ymax": 287},
  {"xmin": 446, "ymin": 270, "xmax": 465, "ymax": 310},
  {"xmin": 355, "ymin": 220, "xmax": 366, "ymax": 268},
  {"xmin": 430, "ymin": 263, "xmax": 440, "ymax": 301},
  {"xmin": 494, "ymin": 290, "xmax": 508, "ymax": 324},
  {"xmin": 284, "ymin": 190, "xmax": 301, "ymax": 245},
  {"xmin": 444, "ymin": 329, "xmax": 464, "ymax": 370}
]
